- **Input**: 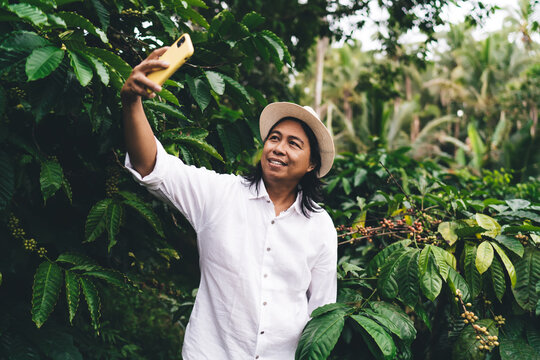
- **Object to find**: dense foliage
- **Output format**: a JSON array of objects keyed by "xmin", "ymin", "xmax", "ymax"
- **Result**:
[{"xmin": 0, "ymin": 0, "xmax": 539, "ymax": 359}]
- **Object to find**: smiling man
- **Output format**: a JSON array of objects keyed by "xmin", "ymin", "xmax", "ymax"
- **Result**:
[{"xmin": 121, "ymin": 49, "xmax": 337, "ymax": 360}]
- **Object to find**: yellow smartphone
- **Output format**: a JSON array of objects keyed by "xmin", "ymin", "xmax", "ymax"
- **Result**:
[{"xmin": 147, "ymin": 33, "xmax": 194, "ymax": 87}]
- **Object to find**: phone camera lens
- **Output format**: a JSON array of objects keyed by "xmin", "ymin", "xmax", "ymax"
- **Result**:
[{"xmin": 177, "ymin": 37, "xmax": 186, "ymax": 47}]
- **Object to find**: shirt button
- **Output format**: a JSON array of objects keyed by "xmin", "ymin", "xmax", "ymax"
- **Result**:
[
  {"xmin": 266, "ymin": 200, "xmax": 270, "ymax": 203},
  {"xmin": 260, "ymin": 331, "xmax": 265, "ymax": 334},
  {"xmin": 263, "ymin": 301, "xmax": 267, "ymax": 306},
  {"xmin": 255, "ymin": 356, "xmax": 259, "ymax": 359},
  {"xmin": 263, "ymin": 274, "xmax": 268, "ymax": 278},
  {"xmin": 266, "ymin": 247, "xmax": 271, "ymax": 252},
  {"xmin": 271, "ymin": 220, "xmax": 275, "ymax": 224}
]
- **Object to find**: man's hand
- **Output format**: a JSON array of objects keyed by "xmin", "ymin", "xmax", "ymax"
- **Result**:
[{"xmin": 120, "ymin": 47, "xmax": 170, "ymax": 104}]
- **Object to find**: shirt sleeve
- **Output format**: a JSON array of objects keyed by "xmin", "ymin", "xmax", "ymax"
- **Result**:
[
  {"xmin": 307, "ymin": 220, "xmax": 338, "ymax": 316},
  {"xmin": 124, "ymin": 137, "xmax": 236, "ymax": 233}
]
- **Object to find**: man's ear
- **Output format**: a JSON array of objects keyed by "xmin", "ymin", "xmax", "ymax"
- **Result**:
[{"xmin": 307, "ymin": 163, "xmax": 315, "ymax": 172}]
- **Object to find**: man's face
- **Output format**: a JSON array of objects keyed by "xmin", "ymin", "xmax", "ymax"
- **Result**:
[{"xmin": 261, "ymin": 119, "xmax": 315, "ymax": 185}]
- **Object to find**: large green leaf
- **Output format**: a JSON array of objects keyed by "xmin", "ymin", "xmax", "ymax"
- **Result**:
[
  {"xmin": 492, "ymin": 242, "xmax": 516, "ymax": 288},
  {"xmin": 186, "ymin": 74, "xmax": 212, "ymax": 112},
  {"xmin": 431, "ymin": 245, "xmax": 455, "ymax": 279},
  {"xmin": 437, "ymin": 221, "xmax": 459, "ymax": 246},
  {"xmin": 377, "ymin": 248, "xmax": 410, "ymax": 300},
  {"xmin": 56, "ymin": 11, "xmax": 108, "ymax": 43},
  {"xmin": 85, "ymin": 47, "xmax": 131, "ymax": 78},
  {"xmin": 156, "ymin": 88, "xmax": 180, "ymax": 106},
  {"xmin": 367, "ymin": 301, "xmax": 416, "ymax": 342},
  {"xmin": 351, "ymin": 315, "xmax": 397, "ymax": 360},
  {"xmin": 490, "ymin": 256, "xmax": 506, "ymax": 302},
  {"xmin": 241, "ymin": 12, "xmax": 265, "ymax": 30},
  {"xmin": 82, "ymin": 54, "xmax": 109, "ymax": 85},
  {"xmin": 0, "ymin": 151, "xmax": 14, "ymax": 209},
  {"xmin": 221, "ymin": 73, "xmax": 252, "ymax": 104},
  {"xmin": 64, "ymin": 270, "xmax": 80, "ymax": 325},
  {"xmin": 475, "ymin": 213, "xmax": 501, "ymax": 238},
  {"xmin": 258, "ymin": 32, "xmax": 283, "ymax": 70},
  {"xmin": 118, "ymin": 191, "xmax": 164, "ymax": 237},
  {"xmin": 25, "ymin": 46, "xmax": 64, "ymax": 81},
  {"xmin": 367, "ymin": 240, "xmax": 411, "ymax": 275},
  {"xmin": 499, "ymin": 339, "xmax": 540, "ymax": 360},
  {"xmin": 89, "ymin": 0, "xmax": 109, "ymax": 30},
  {"xmin": 8, "ymin": 3, "xmax": 48, "ymax": 26},
  {"xmin": 295, "ymin": 308, "xmax": 346, "ymax": 360},
  {"xmin": 494, "ymin": 235, "xmax": 524, "ymax": 257},
  {"xmin": 68, "ymin": 50, "xmax": 93, "ymax": 86},
  {"xmin": 40, "ymin": 160, "xmax": 64, "ymax": 203},
  {"xmin": 260, "ymin": 29, "xmax": 292, "ymax": 65},
  {"xmin": 105, "ymin": 201, "xmax": 123, "ymax": 252},
  {"xmin": 56, "ymin": 252, "xmax": 99, "ymax": 267},
  {"xmin": 79, "ymin": 277, "xmax": 100, "ymax": 331},
  {"xmin": 420, "ymin": 252, "xmax": 442, "ymax": 301},
  {"xmin": 85, "ymin": 199, "xmax": 112, "ymax": 243},
  {"xmin": 463, "ymin": 242, "xmax": 482, "ymax": 298},
  {"xmin": 475, "ymin": 240, "xmax": 494, "ymax": 274},
  {"xmin": 395, "ymin": 249, "xmax": 420, "ymax": 306},
  {"xmin": 205, "ymin": 71, "xmax": 225, "ymax": 95},
  {"xmin": 31, "ymin": 261, "xmax": 64, "ymax": 328},
  {"xmin": 83, "ymin": 268, "xmax": 129, "ymax": 289},
  {"xmin": 144, "ymin": 101, "xmax": 189, "ymax": 121},
  {"xmin": 447, "ymin": 267, "xmax": 471, "ymax": 302},
  {"xmin": 513, "ymin": 248, "xmax": 540, "ymax": 311},
  {"xmin": 177, "ymin": 137, "xmax": 223, "ymax": 162}
]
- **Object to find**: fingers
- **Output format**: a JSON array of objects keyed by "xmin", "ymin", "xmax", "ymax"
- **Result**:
[
  {"xmin": 134, "ymin": 59, "xmax": 170, "ymax": 74},
  {"xmin": 124, "ymin": 79, "xmax": 157, "ymax": 99},
  {"xmin": 147, "ymin": 46, "xmax": 170, "ymax": 60}
]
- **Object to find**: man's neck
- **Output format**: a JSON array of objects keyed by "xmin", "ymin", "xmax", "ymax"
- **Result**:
[{"xmin": 263, "ymin": 177, "xmax": 298, "ymax": 216}]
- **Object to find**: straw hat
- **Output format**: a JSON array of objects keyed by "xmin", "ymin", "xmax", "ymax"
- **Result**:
[{"xmin": 259, "ymin": 102, "xmax": 335, "ymax": 177}]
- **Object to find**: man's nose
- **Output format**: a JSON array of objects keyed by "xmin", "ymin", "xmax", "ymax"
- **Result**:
[{"xmin": 273, "ymin": 140, "xmax": 286, "ymax": 154}]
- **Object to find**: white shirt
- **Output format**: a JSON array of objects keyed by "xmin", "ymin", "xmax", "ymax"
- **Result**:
[{"xmin": 125, "ymin": 138, "xmax": 337, "ymax": 360}]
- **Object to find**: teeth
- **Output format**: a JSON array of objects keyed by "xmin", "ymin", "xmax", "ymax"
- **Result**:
[{"xmin": 270, "ymin": 160, "xmax": 285, "ymax": 165}]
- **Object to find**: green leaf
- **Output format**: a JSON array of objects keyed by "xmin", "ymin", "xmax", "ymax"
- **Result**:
[
  {"xmin": 310, "ymin": 302, "xmax": 350, "ymax": 318},
  {"xmin": 476, "ymin": 241, "xmax": 494, "ymax": 274},
  {"xmin": 0, "ymin": 151, "xmax": 15, "ymax": 210},
  {"xmin": 56, "ymin": 12, "xmax": 108, "ymax": 43},
  {"xmin": 144, "ymin": 101, "xmax": 188, "ymax": 121},
  {"xmin": 64, "ymin": 270, "xmax": 80, "ymax": 325},
  {"xmin": 447, "ymin": 267, "xmax": 471, "ymax": 302},
  {"xmin": 241, "ymin": 12, "xmax": 265, "ymax": 30},
  {"xmin": 89, "ymin": 0, "xmax": 109, "ymax": 31},
  {"xmin": 32, "ymin": 261, "xmax": 63, "ymax": 328},
  {"xmin": 452, "ymin": 319, "xmax": 498, "ymax": 360},
  {"xmin": 475, "ymin": 213, "xmax": 501, "ymax": 238},
  {"xmin": 395, "ymin": 249, "xmax": 420, "ymax": 306},
  {"xmin": 177, "ymin": 7, "xmax": 209, "ymax": 29},
  {"xmin": 176, "ymin": 137, "xmax": 223, "ymax": 162},
  {"xmin": 420, "ymin": 252, "xmax": 443, "ymax": 301},
  {"xmin": 221, "ymin": 73, "xmax": 252, "ymax": 104},
  {"xmin": 83, "ymin": 269, "xmax": 129, "ymax": 288},
  {"xmin": 205, "ymin": 71, "xmax": 225, "ymax": 95},
  {"xmin": 40, "ymin": 160, "xmax": 64, "ymax": 203},
  {"xmin": 503, "ymin": 225, "xmax": 540, "ymax": 234},
  {"xmin": 505, "ymin": 199, "xmax": 531, "ymax": 211},
  {"xmin": 155, "ymin": 12, "xmax": 179, "ymax": 39},
  {"xmin": 259, "ymin": 33, "xmax": 283, "ymax": 70},
  {"xmin": 260, "ymin": 29, "xmax": 292, "ymax": 65},
  {"xmin": 438, "ymin": 221, "xmax": 459, "ymax": 245},
  {"xmin": 367, "ymin": 301, "xmax": 416, "ymax": 342},
  {"xmin": 86, "ymin": 47, "xmax": 131, "ymax": 78},
  {"xmin": 378, "ymin": 248, "xmax": 410, "ymax": 300},
  {"xmin": 25, "ymin": 46, "xmax": 64, "ymax": 81},
  {"xmin": 494, "ymin": 235, "xmax": 524, "ymax": 257},
  {"xmin": 106, "ymin": 201, "xmax": 123, "ymax": 252},
  {"xmin": 499, "ymin": 339, "xmax": 540, "ymax": 360},
  {"xmin": 8, "ymin": 3, "xmax": 48, "ymax": 26},
  {"xmin": 512, "ymin": 248, "xmax": 540, "ymax": 311},
  {"xmin": 56, "ymin": 252, "xmax": 98, "ymax": 267},
  {"xmin": 85, "ymin": 199, "xmax": 112, "ymax": 243},
  {"xmin": 186, "ymin": 74, "xmax": 212, "ymax": 112},
  {"xmin": 490, "ymin": 256, "xmax": 506, "ymax": 302},
  {"xmin": 351, "ymin": 315, "xmax": 397, "ymax": 360},
  {"xmin": 185, "ymin": 0, "xmax": 208, "ymax": 8},
  {"xmin": 83, "ymin": 54, "xmax": 109, "ymax": 85},
  {"xmin": 157, "ymin": 88, "xmax": 179, "ymax": 106},
  {"xmin": 418, "ymin": 245, "xmax": 432, "ymax": 276},
  {"xmin": 463, "ymin": 242, "xmax": 482, "ymax": 298},
  {"xmin": 431, "ymin": 246, "xmax": 455, "ymax": 279},
  {"xmin": 492, "ymin": 242, "xmax": 517, "ymax": 288},
  {"xmin": 68, "ymin": 50, "xmax": 93, "ymax": 86},
  {"xmin": 367, "ymin": 240, "xmax": 411, "ymax": 275},
  {"xmin": 79, "ymin": 277, "xmax": 100, "ymax": 331},
  {"xmin": 118, "ymin": 191, "xmax": 165, "ymax": 237},
  {"xmin": 295, "ymin": 308, "xmax": 346, "ymax": 360}
]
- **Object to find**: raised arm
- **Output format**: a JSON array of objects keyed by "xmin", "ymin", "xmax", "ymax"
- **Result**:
[{"xmin": 120, "ymin": 47, "xmax": 169, "ymax": 177}]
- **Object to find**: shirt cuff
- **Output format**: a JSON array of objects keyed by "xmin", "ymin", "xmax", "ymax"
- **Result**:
[{"xmin": 124, "ymin": 137, "xmax": 170, "ymax": 190}]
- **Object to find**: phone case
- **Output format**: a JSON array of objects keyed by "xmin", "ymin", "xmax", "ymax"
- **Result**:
[{"xmin": 147, "ymin": 34, "xmax": 194, "ymax": 86}]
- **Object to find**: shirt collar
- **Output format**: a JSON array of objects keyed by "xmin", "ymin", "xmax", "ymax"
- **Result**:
[{"xmin": 246, "ymin": 179, "xmax": 303, "ymax": 215}]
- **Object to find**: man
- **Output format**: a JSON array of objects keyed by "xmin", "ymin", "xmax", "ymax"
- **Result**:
[{"xmin": 121, "ymin": 47, "xmax": 337, "ymax": 359}]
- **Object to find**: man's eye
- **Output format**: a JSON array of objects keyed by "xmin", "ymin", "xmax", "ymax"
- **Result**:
[{"xmin": 290, "ymin": 141, "xmax": 299, "ymax": 147}]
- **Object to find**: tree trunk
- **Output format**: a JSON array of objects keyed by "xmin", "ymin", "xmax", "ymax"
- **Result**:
[{"xmin": 314, "ymin": 36, "xmax": 329, "ymax": 118}]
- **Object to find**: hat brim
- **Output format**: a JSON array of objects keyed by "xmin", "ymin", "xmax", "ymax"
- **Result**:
[{"xmin": 259, "ymin": 102, "xmax": 335, "ymax": 177}]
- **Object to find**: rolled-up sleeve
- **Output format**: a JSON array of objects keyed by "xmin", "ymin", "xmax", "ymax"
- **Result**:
[
  {"xmin": 125, "ymin": 137, "xmax": 236, "ymax": 233},
  {"xmin": 307, "ymin": 224, "xmax": 338, "ymax": 315}
]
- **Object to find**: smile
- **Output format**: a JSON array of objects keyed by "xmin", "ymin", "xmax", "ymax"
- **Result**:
[{"xmin": 268, "ymin": 158, "xmax": 287, "ymax": 166}]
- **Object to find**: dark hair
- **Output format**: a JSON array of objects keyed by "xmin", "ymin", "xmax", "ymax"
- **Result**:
[{"xmin": 243, "ymin": 117, "xmax": 324, "ymax": 218}]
